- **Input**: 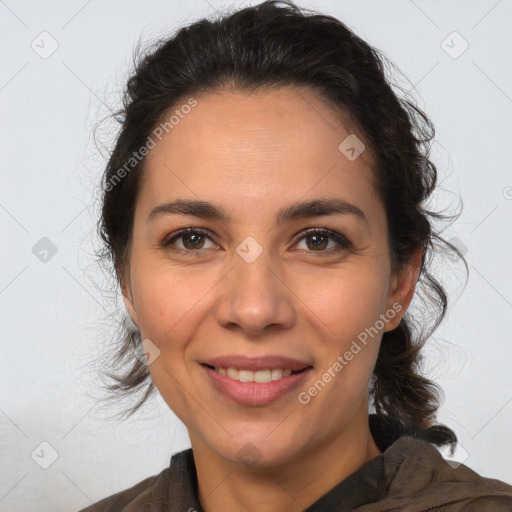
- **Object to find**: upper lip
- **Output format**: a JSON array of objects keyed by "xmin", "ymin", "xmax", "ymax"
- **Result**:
[{"xmin": 201, "ymin": 355, "xmax": 312, "ymax": 372}]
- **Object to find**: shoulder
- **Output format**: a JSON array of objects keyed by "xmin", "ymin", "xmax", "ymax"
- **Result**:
[
  {"xmin": 75, "ymin": 469, "xmax": 168, "ymax": 512},
  {"xmin": 460, "ymin": 496, "xmax": 512, "ymax": 511},
  {"xmin": 74, "ymin": 448, "xmax": 198, "ymax": 512},
  {"xmin": 379, "ymin": 436, "xmax": 512, "ymax": 511}
]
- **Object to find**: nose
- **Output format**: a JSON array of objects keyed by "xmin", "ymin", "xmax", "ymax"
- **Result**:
[{"xmin": 215, "ymin": 251, "xmax": 297, "ymax": 336}]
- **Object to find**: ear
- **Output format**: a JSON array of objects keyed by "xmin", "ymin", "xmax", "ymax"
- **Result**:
[
  {"xmin": 121, "ymin": 271, "xmax": 139, "ymax": 329},
  {"xmin": 384, "ymin": 246, "xmax": 423, "ymax": 332}
]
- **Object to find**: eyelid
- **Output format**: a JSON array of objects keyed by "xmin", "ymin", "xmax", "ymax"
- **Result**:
[
  {"xmin": 160, "ymin": 226, "xmax": 352, "ymax": 253},
  {"xmin": 160, "ymin": 227, "xmax": 216, "ymax": 248},
  {"xmin": 292, "ymin": 227, "xmax": 352, "ymax": 250}
]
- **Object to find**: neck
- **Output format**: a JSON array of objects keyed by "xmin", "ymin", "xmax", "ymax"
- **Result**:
[{"xmin": 190, "ymin": 407, "xmax": 382, "ymax": 512}]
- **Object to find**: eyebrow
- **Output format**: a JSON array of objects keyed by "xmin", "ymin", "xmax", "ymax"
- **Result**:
[{"xmin": 147, "ymin": 197, "xmax": 369, "ymax": 227}]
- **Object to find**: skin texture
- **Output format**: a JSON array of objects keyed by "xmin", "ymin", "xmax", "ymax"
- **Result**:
[{"xmin": 122, "ymin": 86, "xmax": 422, "ymax": 512}]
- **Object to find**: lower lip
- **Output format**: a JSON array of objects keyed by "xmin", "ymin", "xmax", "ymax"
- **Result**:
[{"xmin": 201, "ymin": 364, "xmax": 313, "ymax": 406}]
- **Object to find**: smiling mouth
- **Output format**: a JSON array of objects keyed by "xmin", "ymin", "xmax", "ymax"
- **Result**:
[{"xmin": 202, "ymin": 364, "xmax": 311, "ymax": 383}]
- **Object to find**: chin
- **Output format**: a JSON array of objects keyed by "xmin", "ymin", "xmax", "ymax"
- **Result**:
[{"xmin": 207, "ymin": 429, "xmax": 306, "ymax": 469}]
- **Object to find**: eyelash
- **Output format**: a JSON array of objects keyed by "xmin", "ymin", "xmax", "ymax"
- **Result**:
[{"xmin": 160, "ymin": 226, "xmax": 352, "ymax": 256}]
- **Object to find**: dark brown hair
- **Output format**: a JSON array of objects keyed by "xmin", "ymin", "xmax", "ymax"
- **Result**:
[{"xmin": 95, "ymin": 0, "xmax": 467, "ymax": 447}]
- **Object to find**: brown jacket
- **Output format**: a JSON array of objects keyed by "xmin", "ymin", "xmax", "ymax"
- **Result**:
[{"xmin": 78, "ymin": 420, "xmax": 512, "ymax": 511}]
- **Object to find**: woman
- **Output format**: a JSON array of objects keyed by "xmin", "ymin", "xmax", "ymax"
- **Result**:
[{"xmin": 82, "ymin": 1, "xmax": 512, "ymax": 510}]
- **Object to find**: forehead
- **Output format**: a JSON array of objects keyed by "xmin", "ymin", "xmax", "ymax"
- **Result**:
[{"xmin": 137, "ymin": 86, "xmax": 379, "ymax": 222}]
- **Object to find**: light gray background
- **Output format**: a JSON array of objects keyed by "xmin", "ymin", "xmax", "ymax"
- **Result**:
[{"xmin": 1, "ymin": 0, "xmax": 511, "ymax": 510}]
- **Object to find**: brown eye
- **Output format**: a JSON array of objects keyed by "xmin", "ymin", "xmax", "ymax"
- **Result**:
[
  {"xmin": 305, "ymin": 233, "xmax": 328, "ymax": 250},
  {"xmin": 295, "ymin": 228, "xmax": 352, "ymax": 253},
  {"xmin": 160, "ymin": 227, "xmax": 217, "ymax": 252},
  {"xmin": 181, "ymin": 232, "xmax": 206, "ymax": 250}
]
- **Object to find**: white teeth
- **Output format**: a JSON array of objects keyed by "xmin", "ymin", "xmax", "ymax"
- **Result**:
[
  {"xmin": 271, "ymin": 368, "xmax": 283, "ymax": 381},
  {"xmin": 238, "ymin": 370, "xmax": 254, "ymax": 382},
  {"xmin": 213, "ymin": 366, "xmax": 296, "ymax": 382},
  {"xmin": 227, "ymin": 367, "xmax": 239, "ymax": 380},
  {"xmin": 254, "ymin": 370, "xmax": 272, "ymax": 383}
]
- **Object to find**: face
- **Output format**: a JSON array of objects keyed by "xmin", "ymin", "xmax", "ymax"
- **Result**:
[{"xmin": 122, "ymin": 86, "xmax": 418, "ymax": 467}]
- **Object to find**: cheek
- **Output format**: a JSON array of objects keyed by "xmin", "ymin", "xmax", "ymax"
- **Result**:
[
  {"xmin": 297, "ymin": 266, "xmax": 387, "ymax": 342},
  {"xmin": 129, "ymin": 265, "xmax": 211, "ymax": 414},
  {"xmin": 292, "ymin": 277, "xmax": 384, "ymax": 433},
  {"xmin": 297, "ymin": 267, "xmax": 386, "ymax": 395},
  {"xmin": 130, "ymin": 262, "xmax": 213, "ymax": 347}
]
